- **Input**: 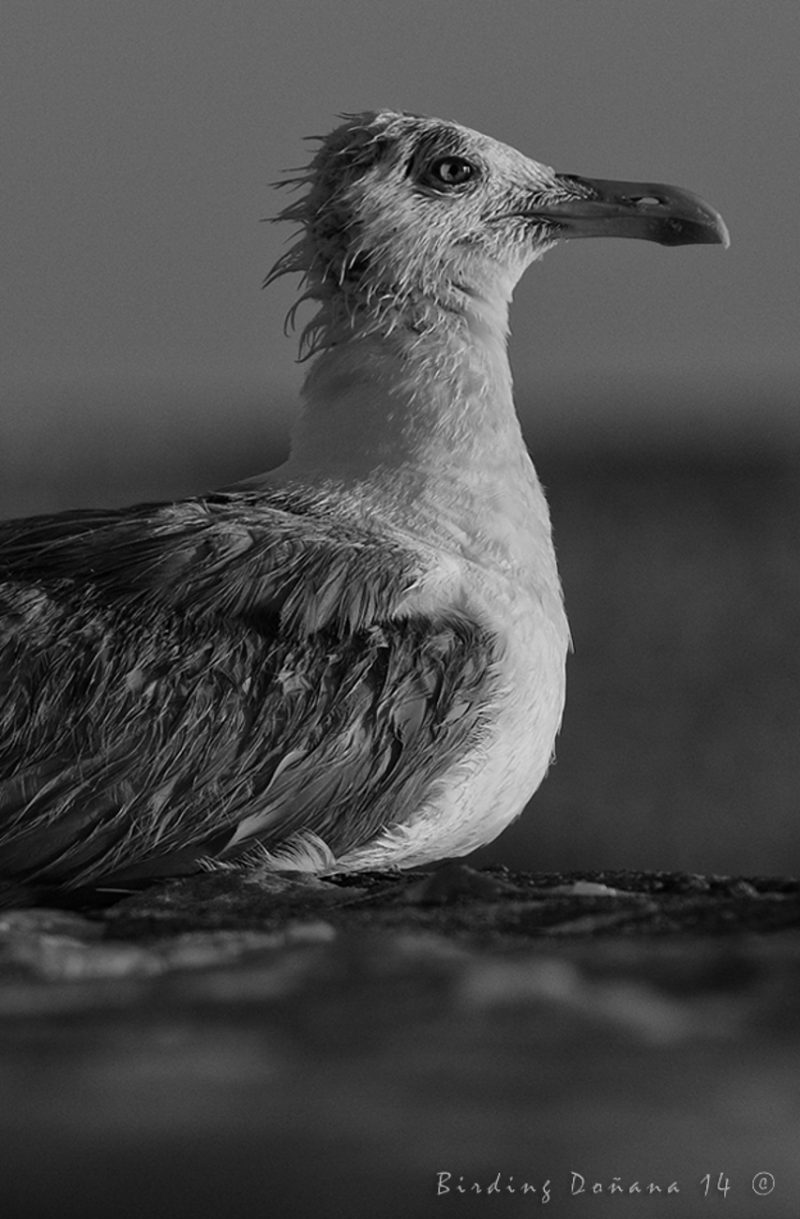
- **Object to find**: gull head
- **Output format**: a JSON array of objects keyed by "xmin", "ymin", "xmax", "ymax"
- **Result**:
[{"xmin": 267, "ymin": 110, "xmax": 729, "ymax": 356}]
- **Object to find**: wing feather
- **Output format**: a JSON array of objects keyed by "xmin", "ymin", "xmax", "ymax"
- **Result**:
[{"xmin": 0, "ymin": 489, "xmax": 498, "ymax": 887}]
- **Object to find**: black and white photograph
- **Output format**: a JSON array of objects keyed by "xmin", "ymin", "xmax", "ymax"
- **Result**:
[{"xmin": 2, "ymin": 2, "xmax": 799, "ymax": 1215}]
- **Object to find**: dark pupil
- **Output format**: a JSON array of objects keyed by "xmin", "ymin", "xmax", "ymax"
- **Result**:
[{"xmin": 437, "ymin": 158, "xmax": 471, "ymax": 183}]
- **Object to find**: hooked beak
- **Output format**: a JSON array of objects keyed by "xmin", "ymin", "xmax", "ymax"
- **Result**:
[{"xmin": 529, "ymin": 173, "xmax": 730, "ymax": 248}]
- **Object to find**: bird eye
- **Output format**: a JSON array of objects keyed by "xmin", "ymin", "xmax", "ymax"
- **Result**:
[{"xmin": 428, "ymin": 156, "xmax": 477, "ymax": 187}]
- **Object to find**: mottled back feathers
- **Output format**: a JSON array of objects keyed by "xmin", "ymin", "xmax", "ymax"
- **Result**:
[{"xmin": 0, "ymin": 487, "xmax": 497, "ymax": 886}]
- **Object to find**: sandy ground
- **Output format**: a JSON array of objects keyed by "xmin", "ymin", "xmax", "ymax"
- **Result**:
[{"xmin": 1, "ymin": 868, "xmax": 799, "ymax": 1219}]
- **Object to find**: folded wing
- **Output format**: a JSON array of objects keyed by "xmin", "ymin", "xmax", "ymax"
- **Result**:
[{"xmin": 0, "ymin": 490, "xmax": 496, "ymax": 886}]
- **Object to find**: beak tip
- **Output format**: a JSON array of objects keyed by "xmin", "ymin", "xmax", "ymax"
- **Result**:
[{"xmin": 694, "ymin": 212, "xmax": 731, "ymax": 249}]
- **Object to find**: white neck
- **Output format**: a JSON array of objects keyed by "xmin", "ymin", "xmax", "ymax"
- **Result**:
[
  {"xmin": 284, "ymin": 294, "xmax": 521, "ymax": 480},
  {"xmin": 266, "ymin": 290, "xmax": 555, "ymax": 584}
]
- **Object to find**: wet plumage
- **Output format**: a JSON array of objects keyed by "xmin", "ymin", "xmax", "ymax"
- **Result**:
[
  {"xmin": 0, "ymin": 111, "xmax": 727, "ymax": 889},
  {"xmin": 0, "ymin": 490, "xmax": 497, "ymax": 884}
]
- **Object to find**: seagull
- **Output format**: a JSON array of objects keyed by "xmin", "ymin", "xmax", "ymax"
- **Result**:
[{"xmin": 0, "ymin": 111, "xmax": 728, "ymax": 890}]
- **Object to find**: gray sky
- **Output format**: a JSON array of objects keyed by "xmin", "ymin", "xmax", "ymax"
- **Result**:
[{"xmin": 3, "ymin": 0, "xmax": 799, "ymax": 503}]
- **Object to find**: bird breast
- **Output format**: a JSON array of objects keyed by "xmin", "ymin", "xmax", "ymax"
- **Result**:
[{"xmin": 336, "ymin": 453, "xmax": 570, "ymax": 869}]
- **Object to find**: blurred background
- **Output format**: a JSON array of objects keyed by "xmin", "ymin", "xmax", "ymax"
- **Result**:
[{"xmin": 3, "ymin": 0, "xmax": 798, "ymax": 875}]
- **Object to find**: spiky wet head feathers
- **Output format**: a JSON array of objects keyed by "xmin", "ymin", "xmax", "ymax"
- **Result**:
[{"xmin": 265, "ymin": 110, "xmax": 567, "ymax": 357}]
